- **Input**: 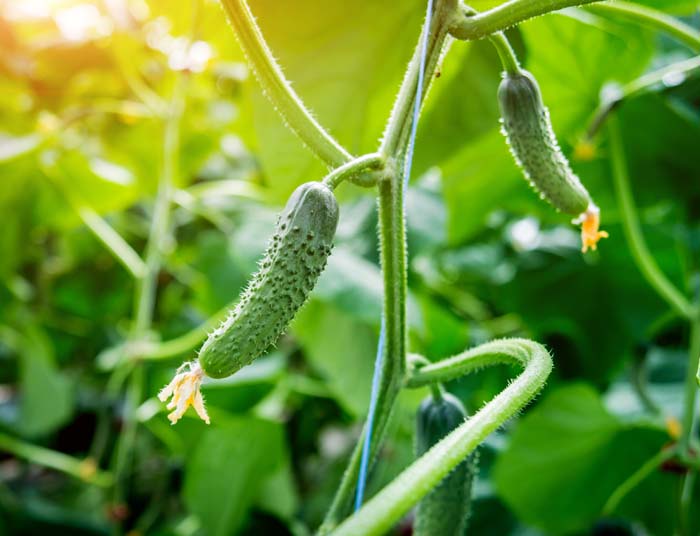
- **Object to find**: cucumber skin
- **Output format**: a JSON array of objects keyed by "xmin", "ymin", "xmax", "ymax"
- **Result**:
[
  {"xmin": 414, "ymin": 393, "xmax": 477, "ymax": 536},
  {"xmin": 498, "ymin": 69, "xmax": 590, "ymax": 216},
  {"xmin": 198, "ymin": 182, "xmax": 338, "ymax": 379}
]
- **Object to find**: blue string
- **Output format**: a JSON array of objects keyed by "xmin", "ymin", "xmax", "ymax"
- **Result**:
[
  {"xmin": 354, "ymin": 0, "xmax": 434, "ymax": 511},
  {"xmin": 354, "ymin": 315, "xmax": 385, "ymax": 511}
]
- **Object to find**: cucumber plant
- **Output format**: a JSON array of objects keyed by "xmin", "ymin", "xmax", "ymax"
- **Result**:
[{"xmin": 152, "ymin": 0, "xmax": 700, "ymax": 534}]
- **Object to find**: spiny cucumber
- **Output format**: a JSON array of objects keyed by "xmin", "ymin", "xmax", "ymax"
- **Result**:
[
  {"xmin": 198, "ymin": 181, "xmax": 339, "ymax": 379},
  {"xmin": 498, "ymin": 68, "xmax": 607, "ymax": 251}
]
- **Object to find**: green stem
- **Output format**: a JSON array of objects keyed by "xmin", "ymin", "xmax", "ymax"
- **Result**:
[
  {"xmin": 0, "ymin": 432, "xmax": 113, "ymax": 488},
  {"xmin": 586, "ymin": 55, "xmax": 700, "ymax": 139},
  {"xmin": 585, "ymin": 1, "xmax": 700, "ymax": 52},
  {"xmin": 219, "ymin": 0, "xmax": 352, "ymax": 168},
  {"xmin": 681, "ymin": 315, "xmax": 700, "ymax": 453},
  {"xmin": 603, "ymin": 445, "xmax": 676, "ymax": 514},
  {"xmin": 489, "ymin": 32, "xmax": 520, "ymax": 74},
  {"xmin": 460, "ymin": 5, "xmax": 520, "ymax": 74},
  {"xmin": 608, "ymin": 116, "xmax": 696, "ymax": 320},
  {"xmin": 319, "ymin": 175, "xmax": 407, "ymax": 533},
  {"xmin": 333, "ymin": 338, "xmax": 552, "ymax": 536},
  {"xmin": 322, "ymin": 153, "xmax": 385, "ymax": 190},
  {"xmin": 449, "ymin": 0, "xmax": 603, "ymax": 41},
  {"xmin": 380, "ymin": 0, "xmax": 456, "ymax": 157},
  {"xmin": 320, "ymin": 4, "xmax": 456, "ymax": 528}
]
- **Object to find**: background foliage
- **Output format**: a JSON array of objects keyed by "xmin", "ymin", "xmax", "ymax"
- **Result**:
[{"xmin": 0, "ymin": 0, "xmax": 699, "ymax": 535}]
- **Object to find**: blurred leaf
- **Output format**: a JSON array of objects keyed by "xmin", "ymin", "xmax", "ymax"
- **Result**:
[
  {"xmin": 16, "ymin": 326, "xmax": 74, "ymax": 438},
  {"xmin": 292, "ymin": 301, "xmax": 376, "ymax": 416},
  {"xmin": 184, "ymin": 415, "xmax": 285, "ymax": 536},
  {"xmin": 494, "ymin": 383, "xmax": 668, "ymax": 534},
  {"xmin": 522, "ymin": 13, "xmax": 654, "ymax": 135},
  {"xmin": 0, "ymin": 133, "xmax": 41, "ymax": 162}
]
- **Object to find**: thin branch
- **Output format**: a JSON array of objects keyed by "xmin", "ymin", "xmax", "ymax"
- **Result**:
[{"xmin": 608, "ymin": 116, "xmax": 696, "ymax": 320}]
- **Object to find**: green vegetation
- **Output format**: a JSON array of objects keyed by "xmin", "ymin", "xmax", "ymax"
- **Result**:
[{"xmin": 0, "ymin": 0, "xmax": 698, "ymax": 535}]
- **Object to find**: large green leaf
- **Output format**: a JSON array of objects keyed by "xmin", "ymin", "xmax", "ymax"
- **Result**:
[
  {"xmin": 183, "ymin": 415, "xmax": 286, "ymax": 536},
  {"xmin": 494, "ymin": 384, "xmax": 669, "ymax": 534},
  {"xmin": 15, "ymin": 326, "xmax": 74, "ymax": 438}
]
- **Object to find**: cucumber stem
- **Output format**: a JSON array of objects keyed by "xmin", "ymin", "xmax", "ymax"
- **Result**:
[
  {"xmin": 334, "ymin": 338, "xmax": 552, "ymax": 536},
  {"xmin": 218, "ymin": 0, "xmax": 352, "ymax": 168},
  {"xmin": 449, "ymin": 0, "xmax": 603, "ymax": 41}
]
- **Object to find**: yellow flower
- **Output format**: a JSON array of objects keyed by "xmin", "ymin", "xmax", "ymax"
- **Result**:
[
  {"xmin": 576, "ymin": 205, "xmax": 609, "ymax": 253},
  {"xmin": 158, "ymin": 361, "xmax": 210, "ymax": 425}
]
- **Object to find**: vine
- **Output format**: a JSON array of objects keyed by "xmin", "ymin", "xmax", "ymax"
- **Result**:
[{"xmin": 140, "ymin": 0, "xmax": 700, "ymax": 533}]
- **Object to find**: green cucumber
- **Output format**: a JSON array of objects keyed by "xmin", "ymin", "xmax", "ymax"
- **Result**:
[
  {"xmin": 498, "ymin": 69, "xmax": 591, "ymax": 216},
  {"xmin": 198, "ymin": 181, "xmax": 339, "ymax": 379},
  {"xmin": 414, "ymin": 392, "xmax": 477, "ymax": 536}
]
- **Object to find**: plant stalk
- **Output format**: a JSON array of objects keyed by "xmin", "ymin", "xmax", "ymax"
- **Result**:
[
  {"xmin": 608, "ymin": 116, "xmax": 695, "ymax": 320},
  {"xmin": 449, "ymin": 0, "xmax": 603, "ymax": 41},
  {"xmin": 0, "ymin": 432, "xmax": 113, "ymax": 488},
  {"xmin": 219, "ymin": 0, "xmax": 352, "ymax": 168},
  {"xmin": 333, "ymin": 339, "xmax": 552, "ymax": 536}
]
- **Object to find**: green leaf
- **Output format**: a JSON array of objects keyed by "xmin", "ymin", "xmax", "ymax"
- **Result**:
[
  {"xmin": 183, "ymin": 415, "xmax": 285, "ymax": 536},
  {"xmin": 441, "ymin": 128, "xmax": 526, "ymax": 245},
  {"xmin": 17, "ymin": 326, "xmax": 74, "ymax": 438},
  {"xmin": 493, "ymin": 384, "xmax": 668, "ymax": 534},
  {"xmin": 292, "ymin": 301, "xmax": 376, "ymax": 416}
]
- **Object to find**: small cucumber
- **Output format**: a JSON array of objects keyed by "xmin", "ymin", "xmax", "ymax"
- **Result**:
[
  {"xmin": 414, "ymin": 392, "xmax": 477, "ymax": 536},
  {"xmin": 198, "ymin": 181, "xmax": 339, "ymax": 379},
  {"xmin": 498, "ymin": 69, "xmax": 591, "ymax": 216}
]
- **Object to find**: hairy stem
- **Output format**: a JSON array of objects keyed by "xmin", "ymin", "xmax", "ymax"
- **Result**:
[
  {"xmin": 585, "ymin": 1, "xmax": 700, "ymax": 52},
  {"xmin": 333, "ymin": 338, "xmax": 553, "ymax": 536},
  {"xmin": 380, "ymin": 0, "xmax": 456, "ymax": 157},
  {"xmin": 321, "ymin": 3, "xmax": 458, "ymax": 528},
  {"xmin": 0, "ymin": 432, "xmax": 113, "ymax": 488},
  {"xmin": 460, "ymin": 5, "xmax": 520, "ymax": 74},
  {"xmin": 219, "ymin": 0, "xmax": 352, "ymax": 168},
  {"xmin": 322, "ymin": 153, "xmax": 386, "ymax": 190},
  {"xmin": 319, "ymin": 174, "xmax": 406, "ymax": 532},
  {"xmin": 449, "ymin": 0, "xmax": 602, "ymax": 41},
  {"xmin": 608, "ymin": 116, "xmax": 695, "ymax": 320}
]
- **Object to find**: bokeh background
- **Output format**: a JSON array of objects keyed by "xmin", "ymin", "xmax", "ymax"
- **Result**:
[{"xmin": 1, "ymin": 0, "xmax": 699, "ymax": 534}]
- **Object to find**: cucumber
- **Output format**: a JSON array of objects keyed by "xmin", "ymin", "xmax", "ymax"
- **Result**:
[
  {"xmin": 414, "ymin": 392, "xmax": 477, "ymax": 536},
  {"xmin": 198, "ymin": 181, "xmax": 339, "ymax": 379},
  {"xmin": 498, "ymin": 69, "xmax": 591, "ymax": 216}
]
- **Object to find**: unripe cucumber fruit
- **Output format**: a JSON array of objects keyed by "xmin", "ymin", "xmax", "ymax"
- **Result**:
[
  {"xmin": 498, "ymin": 69, "xmax": 591, "ymax": 216},
  {"xmin": 198, "ymin": 182, "xmax": 339, "ymax": 379},
  {"xmin": 414, "ymin": 393, "xmax": 477, "ymax": 536}
]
